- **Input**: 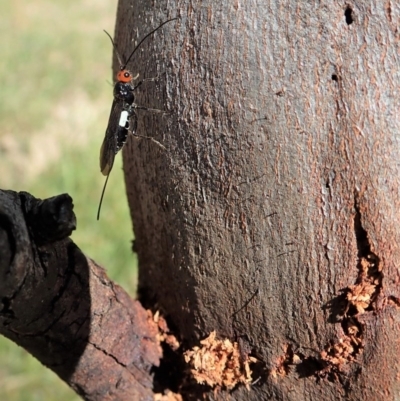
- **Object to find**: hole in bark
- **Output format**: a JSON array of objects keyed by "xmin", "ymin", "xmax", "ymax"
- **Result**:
[
  {"xmin": 152, "ymin": 342, "xmax": 186, "ymax": 394},
  {"xmin": 351, "ymin": 195, "xmax": 383, "ymax": 312},
  {"xmin": 296, "ymin": 356, "xmax": 325, "ymax": 378},
  {"xmin": 388, "ymin": 296, "xmax": 400, "ymax": 307},
  {"xmin": 353, "ymin": 201, "xmax": 369, "ymax": 257},
  {"xmin": 153, "ymin": 340, "xmax": 214, "ymax": 400},
  {"xmin": 250, "ymin": 358, "xmax": 267, "ymax": 386},
  {"xmin": 150, "ymin": 313, "xmax": 205, "ymax": 398},
  {"xmin": 315, "ymin": 194, "xmax": 383, "ymax": 379},
  {"xmin": 315, "ymin": 194, "xmax": 383, "ymax": 381},
  {"xmin": 331, "ymin": 74, "xmax": 338, "ymax": 82},
  {"xmin": 324, "ymin": 290, "xmax": 348, "ymax": 323},
  {"xmin": 345, "ymin": 7, "xmax": 354, "ymax": 25}
]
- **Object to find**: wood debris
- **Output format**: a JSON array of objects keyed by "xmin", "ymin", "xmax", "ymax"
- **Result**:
[{"xmin": 184, "ymin": 331, "xmax": 256, "ymax": 390}]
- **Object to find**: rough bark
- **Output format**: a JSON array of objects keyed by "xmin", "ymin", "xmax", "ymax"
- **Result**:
[
  {"xmin": 0, "ymin": 190, "xmax": 161, "ymax": 401},
  {"xmin": 119, "ymin": 0, "xmax": 400, "ymax": 400}
]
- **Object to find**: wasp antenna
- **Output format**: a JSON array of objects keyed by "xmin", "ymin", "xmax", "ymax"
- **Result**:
[
  {"xmin": 123, "ymin": 17, "xmax": 179, "ymax": 69},
  {"xmin": 97, "ymin": 173, "xmax": 111, "ymax": 220},
  {"xmin": 103, "ymin": 30, "xmax": 124, "ymax": 67}
]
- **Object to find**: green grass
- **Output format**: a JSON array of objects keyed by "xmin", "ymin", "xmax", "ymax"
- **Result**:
[
  {"xmin": 0, "ymin": 345, "xmax": 79, "ymax": 401},
  {"xmin": 31, "ymin": 139, "xmax": 138, "ymax": 295},
  {"xmin": 0, "ymin": 1, "xmax": 138, "ymax": 400}
]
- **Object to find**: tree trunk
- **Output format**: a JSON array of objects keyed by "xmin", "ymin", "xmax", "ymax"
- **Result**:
[{"xmin": 121, "ymin": 0, "xmax": 400, "ymax": 400}]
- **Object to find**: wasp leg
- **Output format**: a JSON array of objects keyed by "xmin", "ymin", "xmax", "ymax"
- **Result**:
[
  {"xmin": 142, "ymin": 75, "xmax": 160, "ymax": 83},
  {"xmin": 132, "ymin": 81, "xmax": 143, "ymax": 91},
  {"xmin": 128, "ymin": 111, "xmax": 166, "ymax": 150},
  {"xmin": 131, "ymin": 75, "xmax": 160, "ymax": 92},
  {"xmin": 131, "ymin": 133, "xmax": 166, "ymax": 150},
  {"xmin": 135, "ymin": 105, "xmax": 169, "ymax": 114}
]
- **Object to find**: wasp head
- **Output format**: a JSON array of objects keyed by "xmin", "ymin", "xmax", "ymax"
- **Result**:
[{"xmin": 117, "ymin": 68, "xmax": 133, "ymax": 83}]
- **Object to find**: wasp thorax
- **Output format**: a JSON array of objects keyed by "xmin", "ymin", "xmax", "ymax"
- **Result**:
[{"xmin": 117, "ymin": 69, "xmax": 132, "ymax": 83}]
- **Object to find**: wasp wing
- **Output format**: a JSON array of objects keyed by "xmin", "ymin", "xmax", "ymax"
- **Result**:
[{"xmin": 99, "ymin": 99, "xmax": 124, "ymax": 176}]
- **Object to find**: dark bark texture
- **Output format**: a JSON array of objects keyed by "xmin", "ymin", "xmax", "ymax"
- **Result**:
[
  {"xmin": 118, "ymin": 0, "xmax": 400, "ymax": 400},
  {"xmin": 0, "ymin": 190, "xmax": 161, "ymax": 401}
]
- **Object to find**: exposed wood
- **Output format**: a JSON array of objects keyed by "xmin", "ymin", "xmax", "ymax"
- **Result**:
[
  {"xmin": 118, "ymin": 0, "xmax": 400, "ymax": 399},
  {"xmin": 0, "ymin": 190, "xmax": 161, "ymax": 401}
]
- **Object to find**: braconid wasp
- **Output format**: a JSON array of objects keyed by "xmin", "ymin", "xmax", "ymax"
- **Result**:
[{"xmin": 97, "ymin": 17, "xmax": 178, "ymax": 220}]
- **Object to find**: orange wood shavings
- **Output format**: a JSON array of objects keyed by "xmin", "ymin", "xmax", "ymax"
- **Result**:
[
  {"xmin": 154, "ymin": 390, "xmax": 183, "ymax": 401},
  {"xmin": 147, "ymin": 310, "xmax": 180, "ymax": 351},
  {"xmin": 184, "ymin": 331, "xmax": 256, "ymax": 390},
  {"xmin": 346, "ymin": 256, "xmax": 381, "ymax": 314},
  {"xmin": 270, "ymin": 344, "xmax": 300, "ymax": 378}
]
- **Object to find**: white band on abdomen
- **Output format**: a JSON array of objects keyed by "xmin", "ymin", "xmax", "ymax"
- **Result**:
[{"xmin": 119, "ymin": 110, "xmax": 129, "ymax": 127}]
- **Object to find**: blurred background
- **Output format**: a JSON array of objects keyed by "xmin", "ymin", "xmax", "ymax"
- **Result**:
[{"xmin": 0, "ymin": 0, "xmax": 139, "ymax": 399}]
